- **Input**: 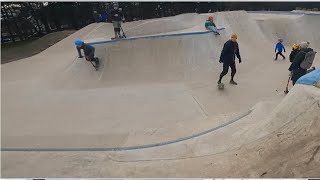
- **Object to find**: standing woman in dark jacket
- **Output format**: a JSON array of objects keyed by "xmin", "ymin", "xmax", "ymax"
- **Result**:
[
  {"xmin": 218, "ymin": 33, "xmax": 242, "ymax": 85},
  {"xmin": 289, "ymin": 42, "xmax": 312, "ymax": 85}
]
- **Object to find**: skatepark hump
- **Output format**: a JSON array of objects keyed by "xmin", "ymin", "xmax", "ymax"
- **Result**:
[{"xmin": 1, "ymin": 10, "xmax": 320, "ymax": 177}]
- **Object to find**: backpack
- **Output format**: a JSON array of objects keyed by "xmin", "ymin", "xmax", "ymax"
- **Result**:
[{"xmin": 300, "ymin": 50, "xmax": 316, "ymax": 69}]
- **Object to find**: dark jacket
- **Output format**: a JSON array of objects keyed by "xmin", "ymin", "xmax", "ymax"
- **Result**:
[
  {"xmin": 289, "ymin": 48, "xmax": 313, "ymax": 71},
  {"xmin": 289, "ymin": 47, "xmax": 313, "ymax": 85},
  {"xmin": 76, "ymin": 43, "xmax": 95, "ymax": 58},
  {"xmin": 289, "ymin": 49, "xmax": 300, "ymax": 63},
  {"xmin": 110, "ymin": 9, "xmax": 123, "ymax": 21},
  {"xmin": 220, "ymin": 40, "xmax": 241, "ymax": 64}
]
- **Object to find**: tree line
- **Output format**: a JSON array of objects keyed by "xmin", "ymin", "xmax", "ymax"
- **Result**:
[{"xmin": 1, "ymin": 2, "xmax": 319, "ymax": 43}]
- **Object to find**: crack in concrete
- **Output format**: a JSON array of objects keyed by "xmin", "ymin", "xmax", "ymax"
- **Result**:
[
  {"xmin": 306, "ymin": 145, "xmax": 320, "ymax": 165},
  {"xmin": 191, "ymin": 93, "xmax": 209, "ymax": 117}
]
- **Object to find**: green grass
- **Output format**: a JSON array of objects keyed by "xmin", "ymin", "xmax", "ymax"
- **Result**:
[
  {"xmin": 1, "ymin": 30, "xmax": 76, "ymax": 64},
  {"xmin": 1, "ymin": 38, "xmax": 38, "ymax": 50}
]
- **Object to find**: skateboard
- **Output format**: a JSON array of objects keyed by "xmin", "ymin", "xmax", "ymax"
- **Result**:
[{"xmin": 218, "ymin": 83, "xmax": 224, "ymax": 89}]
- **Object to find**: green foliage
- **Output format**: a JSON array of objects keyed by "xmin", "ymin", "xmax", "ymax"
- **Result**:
[{"xmin": 1, "ymin": 2, "xmax": 319, "ymax": 43}]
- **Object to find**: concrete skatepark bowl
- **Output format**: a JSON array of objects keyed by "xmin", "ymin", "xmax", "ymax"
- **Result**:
[{"xmin": 1, "ymin": 11, "xmax": 320, "ymax": 177}]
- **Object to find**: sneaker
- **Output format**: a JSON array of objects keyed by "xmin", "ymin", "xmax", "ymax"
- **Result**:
[{"xmin": 230, "ymin": 80, "xmax": 238, "ymax": 85}]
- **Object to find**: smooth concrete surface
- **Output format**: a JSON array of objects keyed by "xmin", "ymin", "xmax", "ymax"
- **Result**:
[{"xmin": 1, "ymin": 11, "xmax": 320, "ymax": 177}]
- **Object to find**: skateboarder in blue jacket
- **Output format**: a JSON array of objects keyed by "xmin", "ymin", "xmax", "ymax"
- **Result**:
[{"xmin": 275, "ymin": 38, "xmax": 286, "ymax": 60}]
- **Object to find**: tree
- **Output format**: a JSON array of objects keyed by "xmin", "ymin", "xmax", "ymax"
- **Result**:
[
  {"xmin": 2, "ymin": 2, "xmax": 320, "ymax": 43},
  {"xmin": 25, "ymin": 2, "xmax": 44, "ymax": 35},
  {"xmin": 1, "ymin": 5, "xmax": 16, "ymax": 42},
  {"xmin": 2, "ymin": 3, "xmax": 25, "ymax": 41},
  {"xmin": 47, "ymin": 2, "xmax": 62, "ymax": 31},
  {"xmin": 38, "ymin": 2, "xmax": 51, "ymax": 33}
]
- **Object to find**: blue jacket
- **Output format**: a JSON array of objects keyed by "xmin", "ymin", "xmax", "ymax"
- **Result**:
[{"xmin": 275, "ymin": 43, "xmax": 285, "ymax": 52}]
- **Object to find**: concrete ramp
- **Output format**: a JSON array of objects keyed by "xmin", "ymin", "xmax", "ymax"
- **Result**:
[
  {"xmin": 1, "ymin": 10, "xmax": 320, "ymax": 177},
  {"xmin": 254, "ymin": 13, "xmax": 320, "ymax": 50},
  {"xmin": 100, "ymin": 34, "xmax": 221, "ymax": 83},
  {"xmin": 123, "ymin": 13, "xmax": 206, "ymax": 37},
  {"xmin": 105, "ymin": 85, "xmax": 320, "ymax": 177}
]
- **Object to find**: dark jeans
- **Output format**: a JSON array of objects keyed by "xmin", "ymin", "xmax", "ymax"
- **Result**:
[
  {"xmin": 275, "ymin": 51, "xmax": 285, "ymax": 60},
  {"xmin": 87, "ymin": 53, "xmax": 95, "ymax": 60},
  {"xmin": 86, "ymin": 50, "xmax": 99, "ymax": 65},
  {"xmin": 292, "ymin": 68, "xmax": 307, "ymax": 85},
  {"xmin": 219, "ymin": 62, "xmax": 236, "ymax": 82}
]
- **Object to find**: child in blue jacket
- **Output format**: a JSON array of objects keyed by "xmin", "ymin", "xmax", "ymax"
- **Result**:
[{"xmin": 275, "ymin": 38, "xmax": 286, "ymax": 60}]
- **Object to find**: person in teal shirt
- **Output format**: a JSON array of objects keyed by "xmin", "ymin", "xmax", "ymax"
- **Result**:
[{"xmin": 205, "ymin": 16, "xmax": 220, "ymax": 35}]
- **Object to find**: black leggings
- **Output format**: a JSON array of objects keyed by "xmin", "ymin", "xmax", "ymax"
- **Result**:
[
  {"xmin": 219, "ymin": 62, "xmax": 236, "ymax": 82},
  {"xmin": 275, "ymin": 51, "xmax": 285, "ymax": 59},
  {"xmin": 114, "ymin": 27, "xmax": 120, "ymax": 33}
]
